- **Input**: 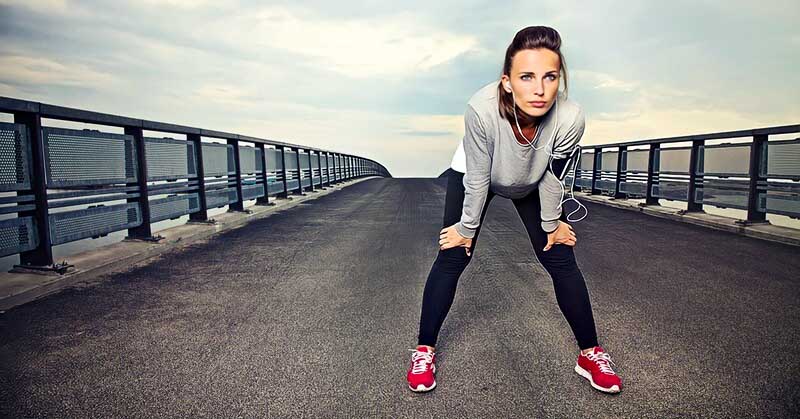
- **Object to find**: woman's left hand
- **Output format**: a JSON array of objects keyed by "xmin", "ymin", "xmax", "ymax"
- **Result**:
[{"xmin": 543, "ymin": 220, "xmax": 576, "ymax": 251}]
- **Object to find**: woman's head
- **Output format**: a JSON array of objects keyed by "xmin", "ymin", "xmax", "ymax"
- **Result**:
[{"xmin": 498, "ymin": 26, "xmax": 568, "ymax": 125}]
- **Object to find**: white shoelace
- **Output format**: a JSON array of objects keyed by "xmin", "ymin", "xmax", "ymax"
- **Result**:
[
  {"xmin": 408, "ymin": 348, "xmax": 435, "ymax": 374},
  {"xmin": 586, "ymin": 351, "xmax": 617, "ymax": 375}
]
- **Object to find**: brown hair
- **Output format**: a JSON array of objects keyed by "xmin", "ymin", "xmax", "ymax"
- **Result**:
[{"xmin": 497, "ymin": 26, "xmax": 568, "ymax": 127}]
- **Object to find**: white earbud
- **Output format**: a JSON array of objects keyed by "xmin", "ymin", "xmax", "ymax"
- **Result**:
[{"xmin": 509, "ymin": 87, "xmax": 588, "ymax": 223}]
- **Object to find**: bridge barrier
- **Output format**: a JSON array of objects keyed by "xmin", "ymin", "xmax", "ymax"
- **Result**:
[
  {"xmin": 0, "ymin": 96, "xmax": 390, "ymax": 272},
  {"xmin": 570, "ymin": 124, "xmax": 800, "ymax": 225}
]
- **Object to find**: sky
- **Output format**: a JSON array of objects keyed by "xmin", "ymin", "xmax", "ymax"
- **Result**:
[{"xmin": 0, "ymin": 0, "xmax": 798, "ymax": 177}]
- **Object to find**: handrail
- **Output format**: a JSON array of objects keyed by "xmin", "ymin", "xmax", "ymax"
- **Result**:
[
  {"xmin": 0, "ymin": 96, "xmax": 391, "ymax": 272},
  {"xmin": 571, "ymin": 124, "xmax": 800, "ymax": 227}
]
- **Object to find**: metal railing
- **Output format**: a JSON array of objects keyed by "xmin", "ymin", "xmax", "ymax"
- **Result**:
[
  {"xmin": 568, "ymin": 124, "xmax": 800, "ymax": 224},
  {"xmin": 0, "ymin": 96, "xmax": 390, "ymax": 272}
]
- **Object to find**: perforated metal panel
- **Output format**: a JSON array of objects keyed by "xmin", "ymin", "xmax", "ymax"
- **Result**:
[
  {"xmin": 652, "ymin": 181, "xmax": 689, "ymax": 200},
  {"xmin": 624, "ymin": 150, "xmax": 649, "ymax": 172},
  {"xmin": 0, "ymin": 216, "xmax": 38, "ymax": 257},
  {"xmin": 620, "ymin": 181, "xmax": 647, "ymax": 195},
  {"xmin": 574, "ymin": 177, "xmax": 593, "ymax": 189},
  {"xmin": 699, "ymin": 144, "xmax": 750, "ymax": 176},
  {"xmin": 286, "ymin": 179, "xmax": 300, "ymax": 191},
  {"xmin": 595, "ymin": 179, "xmax": 616, "ymax": 192},
  {"xmin": 763, "ymin": 190, "xmax": 800, "ymax": 217},
  {"xmin": 301, "ymin": 177, "xmax": 311, "ymax": 188},
  {"xmin": 0, "ymin": 122, "xmax": 31, "ymax": 191},
  {"xmin": 242, "ymin": 184, "xmax": 265, "ymax": 200},
  {"xmin": 694, "ymin": 180, "xmax": 750, "ymax": 210},
  {"xmin": 239, "ymin": 146, "xmax": 257, "ymax": 175},
  {"xmin": 145, "ymin": 137, "xmax": 197, "ymax": 181},
  {"xmin": 255, "ymin": 148, "xmax": 264, "ymax": 172},
  {"xmin": 579, "ymin": 152, "xmax": 594, "ymax": 171},
  {"xmin": 266, "ymin": 148, "xmax": 283, "ymax": 172},
  {"xmin": 311, "ymin": 153, "xmax": 319, "ymax": 168},
  {"xmin": 149, "ymin": 193, "xmax": 200, "ymax": 222},
  {"xmin": 44, "ymin": 127, "xmax": 137, "ymax": 187},
  {"xmin": 299, "ymin": 151, "xmax": 310, "ymax": 170},
  {"xmin": 49, "ymin": 203, "xmax": 142, "ymax": 245},
  {"xmin": 599, "ymin": 151, "xmax": 618, "ymax": 171},
  {"xmin": 268, "ymin": 181, "xmax": 285, "ymax": 195},
  {"xmin": 202, "ymin": 143, "xmax": 229, "ymax": 177},
  {"xmin": 205, "ymin": 188, "xmax": 238, "ymax": 209},
  {"xmin": 657, "ymin": 148, "xmax": 690, "ymax": 174},
  {"xmin": 767, "ymin": 139, "xmax": 800, "ymax": 179},
  {"xmin": 285, "ymin": 150, "xmax": 298, "ymax": 170}
]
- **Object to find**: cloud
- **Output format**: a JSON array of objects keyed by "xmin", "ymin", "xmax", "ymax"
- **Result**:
[
  {"xmin": 573, "ymin": 70, "xmax": 638, "ymax": 93},
  {"xmin": 0, "ymin": 54, "xmax": 118, "ymax": 88},
  {"xmin": 205, "ymin": 6, "xmax": 480, "ymax": 79}
]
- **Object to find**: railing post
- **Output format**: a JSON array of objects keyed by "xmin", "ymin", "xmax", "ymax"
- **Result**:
[
  {"xmin": 317, "ymin": 151, "xmax": 327, "ymax": 189},
  {"xmin": 745, "ymin": 134, "xmax": 769, "ymax": 224},
  {"xmin": 125, "ymin": 126, "xmax": 157, "ymax": 240},
  {"xmin": 591, "ymin": 149, "xmax": 601, "ymax": 195},
  {"xmin": 255, "ymin": 143, "xmax": 274, "ymax": 206},
  {"xmin": 278, "ymin": 145, "xmax": 291, "ymax": 199},
  {"xmin": 228, "ymin": 139, "xmax": 246, "ymax": 212},
  {"xmin": 613, "ymin": 145, "xmax": 626, "ymax": 199},
  {"xmin": 294, "ymin": 147, "xmax": 306, "ymax": 196},
  {"xmin": 188, "ymin": 134, "xmax": 210, "ymax": 222},
  {"xmin": 645, "ymin": 143, "xmax": 660, "ymax": 206},
  {"xmin": 14, "ymin": 111, "xmax": 54, "ymax": 267},
  {"xmin": 307, "ymin": 150, "xmax": 315, "ymax": 192},
  {"xmin": 324, "ymin": 152, "xmax": 331, "ymax": 186},
  {"xmin": 686, "ymin": 139, "xmax": 704, "ymax": 212},
  {"xmin": 332, "ymin": 154, "xmax": 338, "ymax": 184}
]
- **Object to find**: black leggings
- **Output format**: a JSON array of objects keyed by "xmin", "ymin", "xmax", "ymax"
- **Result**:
[{"xmin": 417, "ymin": 168, "xmax": 599, "ymax": 350}]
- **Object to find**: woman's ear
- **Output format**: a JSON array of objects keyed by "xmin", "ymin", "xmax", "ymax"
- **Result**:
[{"xmin": 501, "ymin": 76, "xmax": 512, "ymax": 93}]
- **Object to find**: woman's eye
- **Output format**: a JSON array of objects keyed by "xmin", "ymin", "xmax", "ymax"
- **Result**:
[
  {"xmin": 521, "ymin": 75, "xmax": 531, "ymax": 80},
  {"xmin": 547, "ymin": 74, "xmax": 557, "ymax": 81}
]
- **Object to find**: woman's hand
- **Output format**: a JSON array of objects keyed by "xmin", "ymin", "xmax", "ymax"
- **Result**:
[
  {"xmin": 543, "ymin": 220, "xmax": 577, "ymax": 251},
  {"xmin": 439, "ymin": 224, "xmax": 474, "ymax": 256}
]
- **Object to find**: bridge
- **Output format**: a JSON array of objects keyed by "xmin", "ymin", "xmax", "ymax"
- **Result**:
[{"xmin": 0, "ymin": 98, "xmax": 798, "ymax": 418}]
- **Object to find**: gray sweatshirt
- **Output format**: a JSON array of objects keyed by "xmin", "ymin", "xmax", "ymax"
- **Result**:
[{"xmin": 450, "ymin": 80, "xmax": 585, "ymax": 238}]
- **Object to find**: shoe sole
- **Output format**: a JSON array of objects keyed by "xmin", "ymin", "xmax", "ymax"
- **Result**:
[
  {"xmin": 574, "ymin": 364, "xmax": 621, "ymax": 394},
  {"xmin": 408, "ymin": 364, "xmax": 437, "ymax": 392}
]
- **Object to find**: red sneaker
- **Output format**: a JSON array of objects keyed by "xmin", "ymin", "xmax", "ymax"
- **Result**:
[
  {"xmin": 407, "ymin": 346, "xmax": 437, "ymax": 392},
  {"xmin": 575, "ymin": 346, "xmax": 622, "ymax": 393}
]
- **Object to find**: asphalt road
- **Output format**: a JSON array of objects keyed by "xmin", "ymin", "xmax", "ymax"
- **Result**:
[{"xmin": 2, "ymin": 176, "xmax": 798, "ymax": 418}]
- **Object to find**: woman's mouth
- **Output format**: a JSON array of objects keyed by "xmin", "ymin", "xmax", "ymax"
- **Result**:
[{"xmin": 528, "ymin": 101, "xmax": 547, "ymax": 108}]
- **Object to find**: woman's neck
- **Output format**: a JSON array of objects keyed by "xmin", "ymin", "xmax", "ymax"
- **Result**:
[
  {"xmin": 509, "ymin": 108, "xmax": 539, "ymax": 145},
  {"xmin": 510, "ymin": 121, "xmax": 537, "ymax": 145}
]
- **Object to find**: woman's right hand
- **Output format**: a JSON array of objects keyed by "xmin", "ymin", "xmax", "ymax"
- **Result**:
[
  {"xmin": 543, "ymin": 220, "xmax": 577, "ymax": 251},
  {"xmin": 439, "ymin": 224, "xmax": 474, "ymax": 256}
]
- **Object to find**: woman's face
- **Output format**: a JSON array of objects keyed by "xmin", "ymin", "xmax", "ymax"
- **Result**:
[{"xmin": 501, "ymin": 48, "xmax": 561, "ymax": 118}]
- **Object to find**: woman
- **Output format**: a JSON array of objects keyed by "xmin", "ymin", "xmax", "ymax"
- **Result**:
[{"xmin": 406, "ymin": 26, "xmax": 622, "ymax": 394}]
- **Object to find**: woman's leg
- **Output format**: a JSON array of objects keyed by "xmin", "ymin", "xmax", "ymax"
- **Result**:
[
  {"xmin": 417, "ymin": 168, "xmax": 495, "ymax": 347},
  {"xmin": 511, "ymin": 188, "xmax": 599, "ymax": 350}
]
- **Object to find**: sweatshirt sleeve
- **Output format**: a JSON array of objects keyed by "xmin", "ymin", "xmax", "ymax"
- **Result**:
[
  {"xmin": 539, "ymin": 106, "xmax": 586, "ymax": 234},
  {"xmin": 454, "ymin": 105, "xmax": 492, "ymax": 239}
]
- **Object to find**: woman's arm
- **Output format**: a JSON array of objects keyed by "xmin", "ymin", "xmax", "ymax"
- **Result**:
[
  {"xmin": 539, "ymin": 106, "xmax": 586, "ymax": 233},
  {"xmin": 454, "ymin": 105, "xmax": 492, "ymax": 239}
]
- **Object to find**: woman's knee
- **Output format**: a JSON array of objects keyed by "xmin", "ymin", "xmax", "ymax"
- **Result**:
[
  {"xmin": 435, "ymin": 246, "xmax": 472, "ymax": 266},
  {"xmin": 536, "ymin": 245, "xmax": 577, "ymax": 270}
]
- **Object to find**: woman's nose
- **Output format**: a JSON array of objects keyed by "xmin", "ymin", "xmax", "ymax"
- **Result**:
[{"xmin": 534, "ymin": 80, "xmax": 545, "ymax": 96}]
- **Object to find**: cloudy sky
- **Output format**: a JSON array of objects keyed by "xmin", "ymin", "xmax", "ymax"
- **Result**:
[{"xmin": 1, "ymin": 0, "xmax": 798, "ymax": 177}]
